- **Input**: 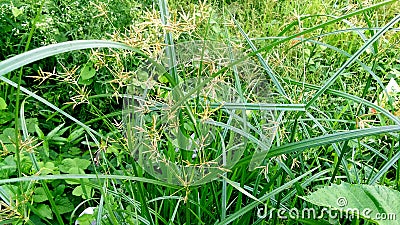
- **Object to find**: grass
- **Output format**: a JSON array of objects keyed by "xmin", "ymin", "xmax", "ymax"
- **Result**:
[{"xmin": 1, "ymin": 0, "xmax": 400, "ymax": 224}]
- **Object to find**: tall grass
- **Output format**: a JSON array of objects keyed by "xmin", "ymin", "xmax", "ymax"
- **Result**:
[{"xmin": 0, "ymin": 0, "xmax": 400, "ymax": 224}]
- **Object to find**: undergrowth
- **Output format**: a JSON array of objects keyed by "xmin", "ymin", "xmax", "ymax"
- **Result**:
[{"xmin": 1, "ymin": 0, "xmax": 400, "ymax": 224}]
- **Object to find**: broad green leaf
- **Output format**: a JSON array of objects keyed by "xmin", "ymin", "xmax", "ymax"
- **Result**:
[
  {"xmin": 37, "ymin": 162, "xmax": 57, "ymax": 175},
  {"xmin": 24, "ymin": 118, "xmax": 38, "ymax": 133},
  {"xmin": 0, "ymin": 128, "xmax": 16, "ymax": 144},
  {"xmin": 11, "ymin": 7, "xmax": 23, "ymax": 18},
  {"xmin": 59, "ymin": 158, "xmax": 91, "ymax": 173},
  {"xmin": 0, "ymin": 155, "xmax": 16, "ymax": 176},
  {"xmin": 72, "ymin": 185, "xmax": 93, "ymax": 199},
  {"xmin": 72, "ymin": 185, "xmax": 83, "ymax": 196},
  {"xmin": 0, "ymin": 111, "xmax": 13, "ymax": 124},
  {"xmin": 67, "ymin": 167, "xmax": 85, "ymax": 174},
  {"xmin": 55, "ymin": 197, "xmax": 74, "ymax": 214},
  {"xmin": 0, "ymin": 97, "xmax": 6, "ymax": 110},
  {"xmin": 302, "ymin": 182, "xmax": 400, "ymax": 225},
  {"xmin": 37, "ymin": 204, "xmax": 53, "ymax": 220},
  {"xmin": 33, "ymin": 187, "xmax": 48, "ymax": 203},
  {"xmin": 75, "ymin": 158, "xmax": 91, "ymax": 170},
  {"xmin": 54, "ymin": 184, "xmax": 66, "ymax": 196},
  {"xmin": 77, "ymin": 213, "xmax": 96, "ymax": 225},
  {"xmin": 78, "ymin": 62, "xmax": 96, "ymax": 85}
]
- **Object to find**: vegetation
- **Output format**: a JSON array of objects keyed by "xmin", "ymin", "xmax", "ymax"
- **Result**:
[{"xmin": 1, "ymin": 0, "xmax": 400, "ymax": 224}]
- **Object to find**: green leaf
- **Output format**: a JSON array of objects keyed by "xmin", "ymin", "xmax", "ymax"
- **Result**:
[
  {"xmin": 72, "ymin": 185, "xmax": 93, "ymax": 199},
  {"xmin": 0, "ymin": 97, "xmax": 6, "ymax": 110},
  {"xmin": 78, "ymin": 77, "xmax": 94, "ymax": 85},
  {"xmin": 72, "ymin": 185, "xmax": 83, "ymax": 196},
  {"xmin": 77, "ymin": 213, "xmax": 96, "ymax": 225},
  {"xmin": 259, "ymin": 125, "xmax": 400, "ymax": 160},
  {"xmin": 25, "ymin": 118, "xmax": 38, "ymax": 133},
  {"xmin": 37, "ymin": 162, "xmax": 57, "ymax": 175},
  {"xmin": 60, "ymin": 158, "xmax": 89, "ymax": 184},
  {"xmin": 46, "ymin": 123, "xmax": 65, "ymax": 139},
  {"xmin": 80, "ymin": 62, "xmax": 96, "ymax": 81},
  {"xmin": 0, "ymin": 155, "xmax": 16, "ymax": 176},
  {"xmin": 0, "ymin": 174, "xmax": 177, "ymax": 188},
  {"xmin": 158, "ymin": 75, "xmax": 169, "ymax": 83},
  {"xmin": 59, "ymin": 158, "xmax": 91, "ymax": 173},
  {"xmin": 0, "ymin": 111, "xmax": 13, "ymax": 124},
  {"xmin": 302, "ymin": 182, "xmax": 400, "ymax": 225},
  {"xmin": 54, "ymin": 185, "xmax": 66, "ymax": 196},
  {"xmin": 11, "ymin": 7, "xmax": 23, "ymax": 18},
  {"xmin": 33, "ymin": 187, "xmax": 48, "ymax": 203},
  {"xmin": 55, "ymin": 197, "xmax": 74, "ymax": 214},
  {"xmin": 75, "ymin": 158, "xmax": 91, "ymax": 170},
  {"xmin": 0, "ymin": 128, "xmax": 16, "ymax": 143},
  {"xmin": 37, "ymin": 204, "xmax": 53, "ymax": 220},
  {"xmin": 229, "ymin": 10, "xmax": 286, "ymax": 97}
]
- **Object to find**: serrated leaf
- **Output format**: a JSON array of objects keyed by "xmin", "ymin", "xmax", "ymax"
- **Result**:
[
  {"xmin": 0, "ymin": 97, "xmax": 6, "ymax": 110},
  {"xmin": 302, "ymin": 182, "xmax": 400, "ymax": 225},
  {"xmin": 37, "ymin": 204, "xmax": 53, "ymax": 220}
]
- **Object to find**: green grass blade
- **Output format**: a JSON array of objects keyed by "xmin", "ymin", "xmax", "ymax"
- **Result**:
[
  {"xmin": 217, "ymin": 167, "xmax": 319, "ymax": 224},
  {"xmin": 166, "ymin": 1, "xmax": 397, "ymax": 117},
  {"xmin": 305, "ymin": 14, "xmax": 400, "ymax": 109},
  {"xmin": 20, "ymin": 99, "xmax": 64, "ymax": 225},
  {"xmin": 0, "ymin": 40, "xmax": 143, "ymax": 76},
  {"xmin": 305, "ymin": 112, "xmax": 351, "ymax": 182},
  {"xmin": 228, "ymin": 10, "xmax": 287, "ymax": 97},
  {"xmin": 265, "ymin": 125, "xmax": 400, "ymax": 159},
  {"xmin": 1, "ymin": 75, "xmax": 104, "ymax": 139},
  {"xmin": 0, "ymin": 40, "xmax": 149, "ymax": 141},
  {"xmin": 255, "ymin": 0, "xmax": 397, "ymax": 56},
  {"xmin": 284, "ymin": 78, "xmax": 400, "ymax": 125},
  {"xmin": 0, "ymin": 174, "xmax": 178, "ymax": 188},
  {"xmin": 253, "ymin": 36, "xmax": 387, "ymax": 96},
  {"xmin": 369, "ymin": 150, "xmax": 400, "ymax": 184},
  {"xmin": 158, "ymin": 0, "xmax": 178, "ymax": 83}
]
